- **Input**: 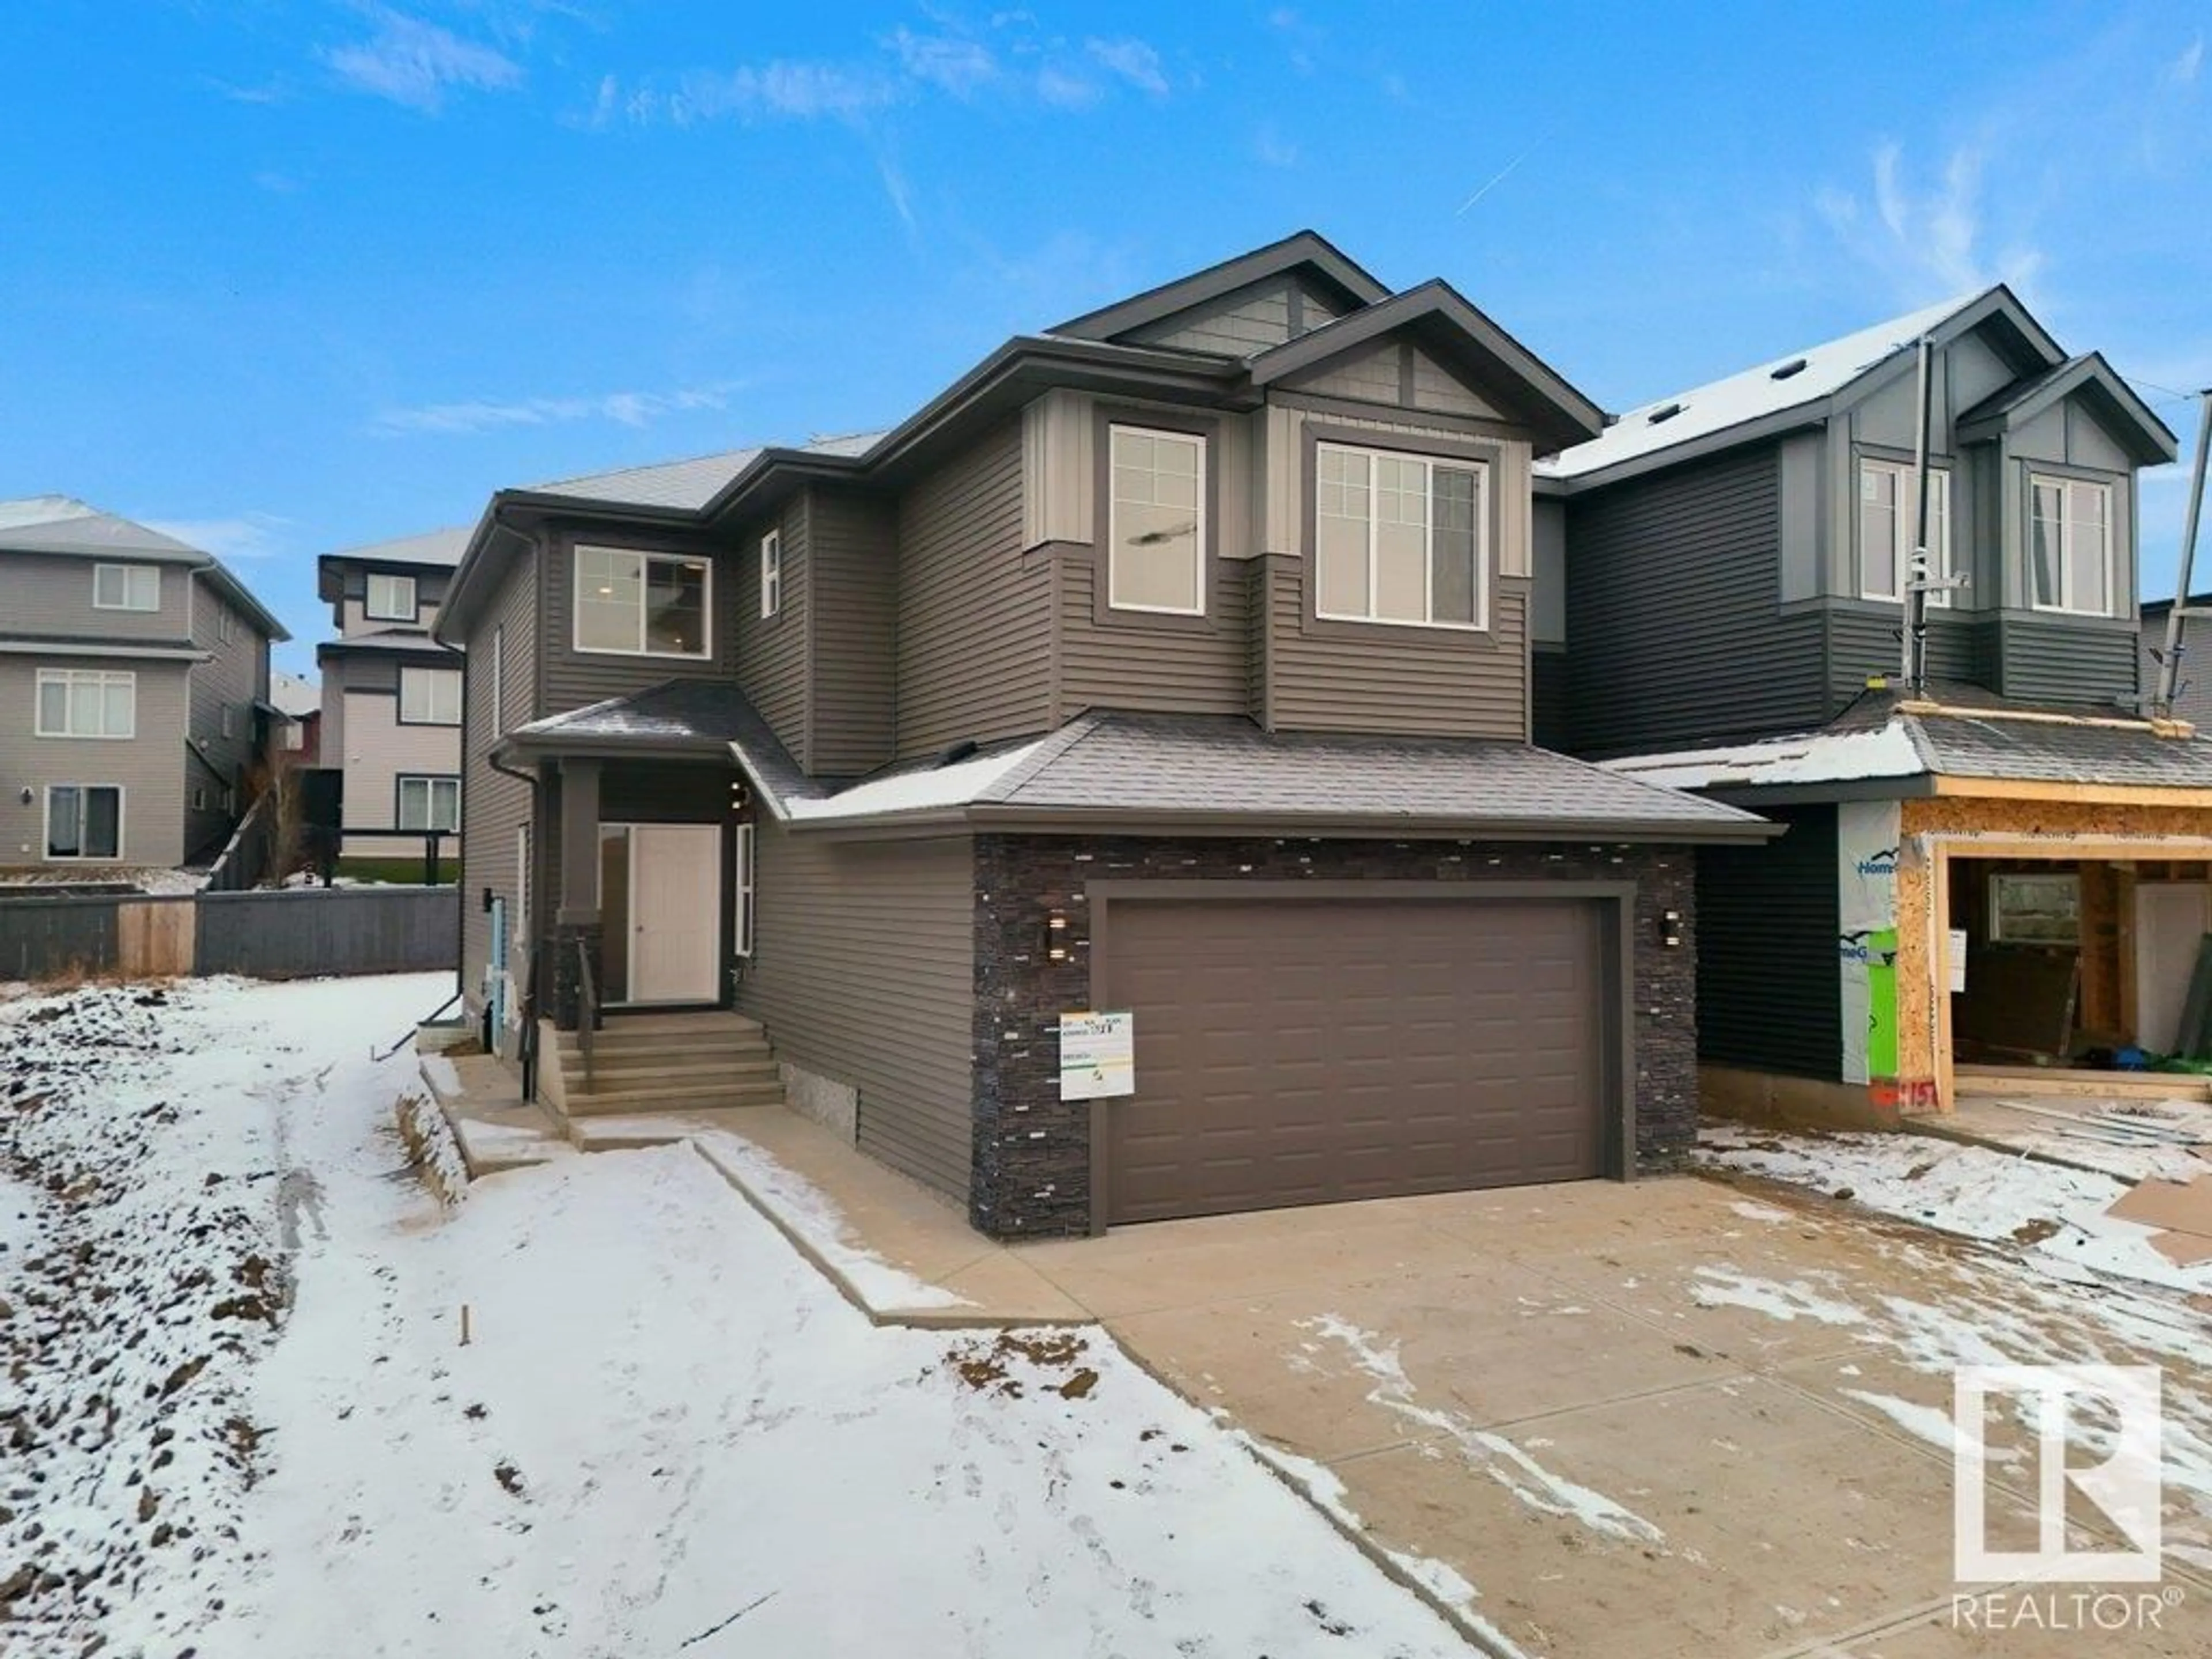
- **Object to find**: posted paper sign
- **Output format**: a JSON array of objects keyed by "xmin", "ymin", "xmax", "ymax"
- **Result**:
[{"xmin": 1059, "ymin": 1011, "xmax": 1135, "ymax": 1101}]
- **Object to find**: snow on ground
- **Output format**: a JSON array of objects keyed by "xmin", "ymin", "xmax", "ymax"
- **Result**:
[
  {"xmin": 1699, "ymin": 1120, "xmax": 2212, "ymax": 1291},
  {"xmin": 7, "ymin": 974, "xmax": 1470, "ymax": 1659},
  {"xmin": 0, "ymin": 866, "xmax": 206, "ymax": 896},
  {"xmin": 0, "ymin": 971, "xmax": 446, "ymax": 1657}
]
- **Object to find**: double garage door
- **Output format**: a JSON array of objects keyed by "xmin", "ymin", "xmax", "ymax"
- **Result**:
[{"xmin": 1101, "ymin": 895, "xmax": 1612, "ymax": 1226}]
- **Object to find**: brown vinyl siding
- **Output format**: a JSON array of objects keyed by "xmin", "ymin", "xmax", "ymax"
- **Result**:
[
  {"xmin": 1055, "ymin": 551, "xmax": 1251, "ymax": 720},
  {"xmin": 737, "ymin": 822, "xmax": 975, "ymax": 1202},
  {"xmin": 806, "ymin": 487, "xmax": 898, "ymax": 777},
  {"xmin": 460, "ymin": 550, "xmax": 538, "ymax": 1020},
  {"xmin": 0, "ymin": 656, "xmax": 191, "ymax": 867},
  {"xmin": 895, "ymin": 419, "xmax": 1051, "ymax": 759},
  {"xmin": 1264, "ymin": 565, "xmax": 1532, "ymax": 738},
  {"xmin": 732, "ymin": 497, "xmax": 810, "ymax": 765},
  {"xmin": 0, "ymin": 550, "xmax": 198, "ymax": 642},
  {"xmin": 537, "ymin": 527, "xmax": 737, "ymax": 714}
]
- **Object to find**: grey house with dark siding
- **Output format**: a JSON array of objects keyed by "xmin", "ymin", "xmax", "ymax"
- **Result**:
[
  {"xmin": 435, "ymin": 232, "xmax": 1769, "ymax": 1240},
  {"xmin": 1534, "ymin": 293, "xmax": 2209, "ymax": 1129}
]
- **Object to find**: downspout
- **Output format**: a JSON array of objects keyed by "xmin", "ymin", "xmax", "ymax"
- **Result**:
[
  {"xmin": 1903, "ymin": 334, "xmax": 1935, "ymax": 693},
  {"xmin": 2153, "ymin": 390, "xmax": 2212, "ymax": 718}
]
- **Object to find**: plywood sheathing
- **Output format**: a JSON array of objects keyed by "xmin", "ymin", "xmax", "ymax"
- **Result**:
[
  {"xmin": 1893, "ymin": 832, "xmax": 1937, "ymax": 1111},
  {"xmin": 1901, "ymin": 797, "xmax": 2212, "ymax": 840}
]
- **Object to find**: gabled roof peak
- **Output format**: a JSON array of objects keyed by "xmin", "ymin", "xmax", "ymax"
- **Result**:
[{"xmin": 1047, "ymin": 229, "xmax": 1389, "ymax": 343}]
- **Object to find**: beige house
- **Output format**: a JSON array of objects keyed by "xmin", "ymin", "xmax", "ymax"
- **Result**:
[
  {"xmin": 315, "ymin": 527, "xmax": 468, "ymax": 863},
  {"xmin": 0, "ymin": 497, "xmax": 287, "ymax": 871}
]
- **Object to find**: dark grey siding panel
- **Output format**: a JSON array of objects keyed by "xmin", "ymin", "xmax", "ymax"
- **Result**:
[
  {"xmin": 1695, "ymin": 804, "xmax": 1840, "ymax": 1081},
  {"xmin": 1565, "ymin": 445, "xmax": 1824, "ymax": 756},
  {"xmin": 1531, "ymin": 648, "xmax": 1570, "ymax": 749},
  {"xmin": 1921, "ymin": 613, "xmax": 1995, "ymax": 688},
  {"xmin": 460, "ymin": 550, "xmax": 537, "ymax": 1020},
  {"xmin": 806, "ymin": 488, "xmax": 898, "ymax": 777},
  {"xmin": 1267, "ymin": 569, "xmax": 1531, "ymax": 738},
  {"xmin": 0, "ymin": 897, "xmax": 120, "ymax": 979},
  {"xmin": 1998, "ymin": 618, "xmax": 2141, "ymax": 707},
  {"xmin": 732, "ymin": 495, "xmax": 810, "ymax": 765},
  {"xmin": 895, "ymin": 420, "xmax": 1052, "ymax": 760},
  {"xmin": 537, "ymin": 527, "xmax": 737, "ymax": 714},
  {"xmin": 1056, "ymin": 552, "xmax": 1251, "ymax": 719},
  {"xmin": 197, "ymin": 888, "xmax": 457, "ymax": 978},
  {"xmin": 736, "ymin": 823, "xmax": 975, "ymax": 1202},
  {"xmin": 1827, "ymin": 608, "xmax": 1991, "ymax": 709}
]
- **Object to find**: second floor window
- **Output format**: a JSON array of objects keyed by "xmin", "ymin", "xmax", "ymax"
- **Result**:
[
  {"xmin": 1316, "ymin": 442, "xmax": 1487, "ymax": 629},
  {"xmin": 1108, "ymin": 425, "xmax": 1206, "ymax": 616},
  {"xmin": 489, "ymin": 625, "xmax": 505, "ymax": 737},
  {"xmin": 36, "ymin": 669, "xmax": 135, "ymax": 739},
  {"xmin": 366, "ymin": 573, "xmax": 418, "ymax": 621},
  {"xmin": 1860, "ymin": 460, "xmax": 1953, "ymax": 606},
  {"xmin": 93, "ymin": 563, "xmax": 160, "ymax": 612},
  {"xmin": 760, "ymin": 530, "xmax": 782, "ymax": 619},
  {"xmin": 2031, "ymin": 476, "xmax": 2113, "ymax": 616},
  {"xmin": 574, "ymin": 546, "xmax": 711, "ymax": 657},
  {"xmin": 399, "ymin": 665, "xmax": 463, "ymax": 726}
]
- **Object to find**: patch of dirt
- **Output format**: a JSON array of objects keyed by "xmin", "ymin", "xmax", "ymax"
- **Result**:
[
  {"xmin": 945, "ymin": 1330, "xmax": 1097, "ymax": 1400},
  {"xmin": 2011, "ymin": 1217, "xmax": 2065, "ymax": 1246}
]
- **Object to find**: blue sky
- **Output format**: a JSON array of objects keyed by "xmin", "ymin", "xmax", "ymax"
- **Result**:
[{"xmin": 6, "ymin": 2, "xmax": 2209, "ymax": 676}]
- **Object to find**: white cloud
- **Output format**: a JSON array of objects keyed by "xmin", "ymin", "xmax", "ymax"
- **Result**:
[
  {"xmin": 1254, "ymin": 124, "xmax": 1298, "ymax": 168},
  {"xmin": 1033, "ymin": 65, "xmax": 1099, "ymax": 109},
  {"xmin": 371, "ymin": 384, "xmax": 731, "ymax": 436},
  {"xmin": 2169, "ymin": 36, "xmax": 2205, "ymax": 86},
  {"xmin": 145, "ymin": 513, "xmax": 292, "ymax": 561},
  {"xmin": 323, "ymin": 6, "xmax": 523, "ymax": 112},
  {"xmin": 1085, "ymin": 37, "xmax": 1167, "ymax": 96},
  {"xmin": 1815, "ymin": 140, "xmax": 2044, "ymax": 304},
  {"xmin": 887, "ymin": 27, "xmax": 998, "ymax": 98}
]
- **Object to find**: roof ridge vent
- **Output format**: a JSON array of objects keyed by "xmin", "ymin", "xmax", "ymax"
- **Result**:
[
  {"xmin": 1647, "ymin": 401, "xmax": 1684, "ymax": 425},
  {"xmin": 1769, "ymin": 357, "xmax": 1809, "ymax": 381}
]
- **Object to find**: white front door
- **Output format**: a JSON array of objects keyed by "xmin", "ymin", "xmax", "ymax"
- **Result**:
[
  {"xmin": 2136, "ymin": 882, "xmax": 2212, "ymax": 1053},
  {"xmin": 628, "ymin": 824, "xmax": 722, "ymax": 1004}
]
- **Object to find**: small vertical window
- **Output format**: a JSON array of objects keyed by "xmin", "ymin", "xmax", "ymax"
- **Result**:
[
  {"xmin": 733, "ymin": 822, "xmax": 756, "ymax": 958},
  {"xmin": 1108, "ymin": 425, "xmax": 1206, "ymax": 615},
  {"xmin": 760, "ymin": 530, "xmax": 782, "ymax": 620},
  {"xmin": 220, "ymin": 704, "xmax": 236, "ymax": 739},
  {"xmin": 514, "ymin": 823, "xmax": 531, "ymax": 950},
  {"xmin": 489, "ymin": 626, "xmax": 505, "ymax": 738}
]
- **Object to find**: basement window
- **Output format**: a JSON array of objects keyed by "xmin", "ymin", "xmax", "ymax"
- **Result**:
[{"xmin": 1989, "ymin": 872, "xmax": 2080, "ymax": 945}]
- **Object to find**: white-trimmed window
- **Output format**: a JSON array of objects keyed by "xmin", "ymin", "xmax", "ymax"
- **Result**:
[
  {"xmin": 574, "ymin": 546, "xmax": 712, "ymax": 657},
  {"xmin": 1107, "ymin": 425, "xmax": 1206, "ymax": 615},
  {"xmin": 366, "ymin": 573, "xmax": 418, "ymax": 621},
  {"xmin": 760, "ymin": 530, "xmax": 782, "ymax": 619},
  {"xmin": 397, "ymin": 774, "xmax": 461, "ymax": 834},
  {"xmin": 36, "ymin": 669, "xmax": 135, "ymax": 739},
  {"xmin": 215, "ymin": 604, "xmax": 234, "ymax": 644},
  {"xmin": 1859, "ymin": 460, "xmax": 1953, "ymax": 605},
  {"xmin": 488, "ymin": 626, "xmax": 505, "ymax": 738},
  {"xmin": 46, "ymin": 785, "xmax": 122, "ymax": 861},
  {"xmin": 93, "ymin": 563, "xmax": 159, "ymax": 612},
  {"xmin": 219, "ymin": 704, "xmax": 236, "ymax": 739},
  {"xmin": 2031, "ymin": 476, "xmax": 2113, "ymax": 616},
  {"xmin": 734, "ymin": 821, "xmax": 756, "ymax": 958},
  {"xmin": 399, "ymin": 666, "xmax": 463, "ymax": 726},
  {"xmin": 1315, "ymin": 442, "xmax": 1487, "ymax": 628}
]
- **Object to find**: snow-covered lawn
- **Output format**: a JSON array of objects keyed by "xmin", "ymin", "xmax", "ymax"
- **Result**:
[{"xmin": 3, "ymin": 975, "xmax": 1469, "ymax": 1659}]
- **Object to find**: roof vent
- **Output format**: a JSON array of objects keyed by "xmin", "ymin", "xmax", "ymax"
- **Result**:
[
  {"xmin": 1647, "ymin": 402, "xmax": 1684, "ymax": 425},
  {"xmin": 1769, "ymin": 357, "xmax": 1809, "ymax": 381},
  {"xmin": 935, "ymin": 738, "xmax": 980, "ymax": 768}
]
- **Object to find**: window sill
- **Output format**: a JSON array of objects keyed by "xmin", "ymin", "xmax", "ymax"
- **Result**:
[
  {"xmin": 397, "ymin": 717, "xmax": 464, "ymax": 728},
  {"xmin": 568, "ymin": 644, "xmax": 714, "ymax": 661},
  {"xmin": 33, "ymin": 730, "xmax": 134, "ymax": 741},
  {"xmin": 1301, "ymin": 608, "xmax": 1498, "ymax": 647}
]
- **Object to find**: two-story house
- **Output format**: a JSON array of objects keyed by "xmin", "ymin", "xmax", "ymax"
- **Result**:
[
  {"xmin": 315, "ymin": 527, "xmax": 468, "ymax": 863},
  {"xmin": 0, "ymin": 495, "xmax": 289, "ymax": 872},
  {"xmin": 434, "ymin": 232, "xmax": 1769, "ymax": 1240},
  {"xmin": 1531, "ymin": 291, "xmax": 2212, "ymax": 1128}
]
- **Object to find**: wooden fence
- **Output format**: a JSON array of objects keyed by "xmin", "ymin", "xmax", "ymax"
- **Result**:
[{"xmin": 0, "ymin": 886, "xmax": 457, "ymax": 983}]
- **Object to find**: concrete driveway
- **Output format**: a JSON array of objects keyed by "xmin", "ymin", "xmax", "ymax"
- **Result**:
[{"xmin": 1020, "ymin": 1176, "xmax": 2212, "ymax": 1658}]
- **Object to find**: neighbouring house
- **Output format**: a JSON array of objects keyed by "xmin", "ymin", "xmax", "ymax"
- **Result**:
[
  {"xmin": 0, "ymin": 496, "xmax": 289, "ymax": 869},
  {"xmin": 271, "ymin": 668, "xmax": 321, "ymax": 762},
  {"xmin": 1532, "ymin": 289, "xmax": 2209, "ymax": 1124},
  {"xmin": 2142, "ymin": 594, "xmax": 2212, "ymax": 732},
  {"xmin": 434, "ymin": 230, "xmax": 1771, "ymax": 1240},
  {"xmin": 315, "ymin": 527, "xmax": 468, "ymax": 865}
]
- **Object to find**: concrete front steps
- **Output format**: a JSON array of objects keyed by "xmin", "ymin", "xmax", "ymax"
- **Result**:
[{"xmin": 539, "ymin": 1010, "xmax": 787, "ymax": 1120}]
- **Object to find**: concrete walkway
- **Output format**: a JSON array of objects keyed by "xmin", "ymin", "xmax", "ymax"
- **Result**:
[{"xmin": 1018, "ymin": 1179, "xmax": 2212, "ymax": 1659}]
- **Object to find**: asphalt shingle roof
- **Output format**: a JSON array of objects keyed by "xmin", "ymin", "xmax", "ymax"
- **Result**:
[{"xmin": 529, "ymin": 431, "xmax": 886, "ymax": 512}]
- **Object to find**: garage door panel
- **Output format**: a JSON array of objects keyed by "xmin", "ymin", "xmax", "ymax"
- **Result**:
[{"xmin": 1105, "ymin": 896, "xmax": 1608, "ymax": 1225}]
